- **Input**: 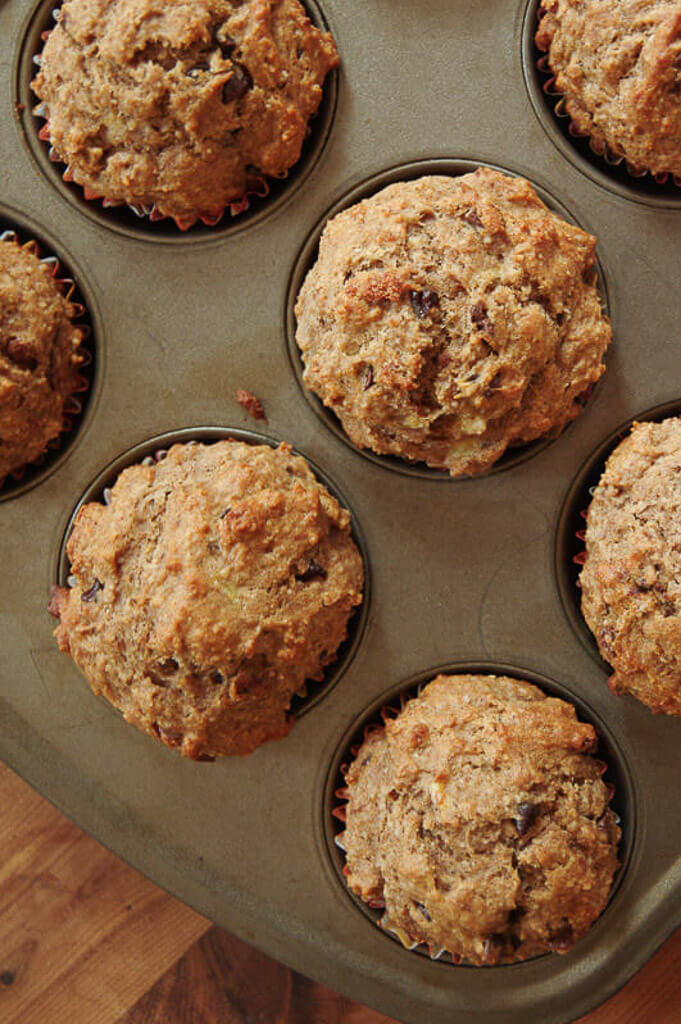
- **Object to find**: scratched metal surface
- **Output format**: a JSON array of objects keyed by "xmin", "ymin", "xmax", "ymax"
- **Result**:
[{"xmin": 2, "ymin": 2, "xmax": 681, "ymax": 1022}]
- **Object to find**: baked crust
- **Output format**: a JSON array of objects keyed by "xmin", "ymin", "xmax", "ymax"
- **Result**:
[
  {"xmin": 32, "ymin": 0, "xmax": 339, "ymax": 220},
  {"xmin": 581, "ymin": 417, "xmax": 681, "ymax": 715},
  {"xmin": 342, "ymin": 674, "xmax": 619, "ymax": 964},
  {"xmin": 0, "ymin": 238, "xmax": 84, "ymax": 482},
  {"xmin": 537, "ymin": 0, "xmax": 681, "ymax": 177},
  {"xmin": 295, "ymin": 169, "xmax": 610, "ymax": 476},
  {"xmin": 50, "ymin": 440, "xmax": 364, "ymax": 758}
]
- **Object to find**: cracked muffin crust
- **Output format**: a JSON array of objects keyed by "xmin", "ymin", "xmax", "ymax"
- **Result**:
[
  {"xmin": 536, "ymin": 0, "xmax": 681, "ymax": 178},
  {"xmin": 581, "ymin": 417, "xmax": 681, "ymax": 715},
  {"xmin": 295, "ymin": 169, "xmax": 611, "ymax": 477},
  {"xmin": 32, "ymin": 0, "xmax": 339, "ymax": 221},
  {"xmin": 49, "ymin": 440, "xmax": 364, "ymax": 758},
  {"xmin": 0, "ymin": 237, "xmax": 84, "ymax": 483},
  {"xmin": 341, "ymin": 674, "xmax": 619, "ymax": 965}
]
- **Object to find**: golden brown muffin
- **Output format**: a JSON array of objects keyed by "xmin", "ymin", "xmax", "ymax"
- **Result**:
[
  {"xmin": 0, "ymin": 237, "xmax": 84, "ymax": 483},
  {"xmin": 295, "ymin": 169, "xmax": 611, "ymax": 477},
  {"xmin": 341, "ymin": 674, "xmax": 620, "ymax": 964},
  {"xmin": 32, "ymin": 0, "xmax": 339, "ymax": 222},
  {"xmin": 581, "ymin": 417, "xmax": 681, "ymax": 715},
  {"xmin": 537, "ymin": 0, "xmax": 681, "ymax": 178},
  {"xmin": 49, "ymin": 440, "xmax": 364, "ymax": 758}
]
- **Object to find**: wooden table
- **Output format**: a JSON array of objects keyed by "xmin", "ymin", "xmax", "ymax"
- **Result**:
[{"xmin": 1, "ymin": 762, "xmax": 679, "ymax": 1024}]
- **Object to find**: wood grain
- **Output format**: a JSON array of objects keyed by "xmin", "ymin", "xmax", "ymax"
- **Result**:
[
  {"xmin": 0, "ymin": 764, "xmax": 208, "ymax": 1024},
  {"xmin": 1, "ymin": 761, "xmax": 680, "ymax": 1024}
]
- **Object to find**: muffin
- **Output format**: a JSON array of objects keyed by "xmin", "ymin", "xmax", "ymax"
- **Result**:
[
  {"xmin": 536, "ymin": 0, "xmax": 681, "ymax": 179},
  {"xmin": 581, "ymin": 417, "xmax": 681, "ymax": 715},
  {"xmin": 0, "ymin": 236, "xmax": 85, "ymax": 484},
  {"xmin": 48, "ymin": 440, "xmax": 364, "ymax": 758},
  {"xmin": 340, "ymin": 674, "xmax": 620, "ymax": 964},
  {"xmin": 32, "ymin": 0, "xmax": 339, "ymax": 223},
  {"xmin": 295, "ymin": 169, "xmax": 611, "ymax": 477}
]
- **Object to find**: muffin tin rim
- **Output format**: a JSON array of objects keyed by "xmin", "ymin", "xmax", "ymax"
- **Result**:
[
  {"xmin": 53, "ymin": 423, "xmax": 372, "ymax": 722},
  {"xmin": 284, "ymin": 154, "xmax": 611, "ymax": 482}
]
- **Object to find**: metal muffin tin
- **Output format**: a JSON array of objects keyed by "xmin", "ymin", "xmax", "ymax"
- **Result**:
[{"xmin": 2, "ymin": 2, "xmax": 681, "ymax": 1021}]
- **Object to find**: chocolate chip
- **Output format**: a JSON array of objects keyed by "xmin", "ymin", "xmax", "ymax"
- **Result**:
[
  {"xmin": 0, "ymin": 971, "xmax": 15, "ymax": 987},
  {"xmin": 210, "ymin": 670, "xmax": 225, "ymax": 685},
  {"xmin": 515, "ymin": 801, "xmax": 539, "ymax": 836},
  {"xmin": 410, "ymin": 289, "xmax": 440, "ymax": 318},
  {"xmin": 413, "ymin": 901, "xmax": 431, "ymax": 921},
  {"xmin": 214, "ymin": 32, "xmax": 238, "ymax": 60},
  {"xmin": 158, "ymin": 657, "xmax": 179, "ymax": 674},
  {"xmin": 222, "ymin": 63, "xmax": 252, "ymax": 102},
  {"xmin": 483, "ymin": 934, "xmax": 506, "ymax": 964},
  {"xmin": 462, "ymin": 207, "xmax": 483, "ymax": 228},
  {"xmin": 471, "ymin": 301, "xmax": 493, "ymax": 333},
  {"xmin": 81, "ymin": 579, "xmax": 103, "ymax": 603},
  {"xmin": 360, "ymin": 364, "xmax": 374, "ymax": 390},
  {"xmin": 6, "ymin": 338, "xmax": 38, "ymax": 371},
  {"xmin": 550, "ymin": 924, "xmax": 574, "ymax": 952},
  {"xmin": 296, "ymin": 560, "xmax": 327, "ymax": 582},
  {"xmin": 186, "ymin": 61, "xmax": 210, "ymax": 79}
]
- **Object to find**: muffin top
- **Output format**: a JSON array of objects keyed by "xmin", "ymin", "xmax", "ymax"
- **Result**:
[
  {"xmin": 49, "ymin": 440, "xmax": 363, "ymax": 759},
  {"xmin": 537, "ymin": 0, "xmax": 681, "ymax": 178},
  {"xmin": 581, "ymin": 417, "xmax": 681, "ymax": 715},
  {"xmin": 0, "ymin": 238, "xmax": 84, "ymax": 483},
  {"xmin": 32, "ymin": 0, "xmax": 339, "ymax": 222},
  {"xmin": 341, "ymin": 674, "xmax": 619, "ymax": 965},
  {"xmin": 295, "ymin": 169, "xmax": 611, "ymax": 477}
]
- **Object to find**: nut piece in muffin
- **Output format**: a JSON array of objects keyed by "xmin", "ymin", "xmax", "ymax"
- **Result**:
[
  {"xmin": 581, "ymin": 417, "xmax": 681, "ymax": 715},
  {"xmin": 536, "ymin": 0, "xmax": 681, "ymax": 179},
  {"xmin": 0, "ymin": 237, "xmax": 85, "ymax": 484},
  {"xmin": 295, "ymin": 169, "xmax": 611, "ymax": 477},
  {"xmin": 49, "ymin": 440, "xmax": 364, "ymax": 759},
  {"xmin": 340, "ymin": 674, "xmax": 619, "ymax": 965},
  {"xmin": 32, "ymin": 0, "xmax": 339, "ymax": 223}
]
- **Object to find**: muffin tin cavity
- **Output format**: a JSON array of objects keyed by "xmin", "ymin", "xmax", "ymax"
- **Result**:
[
  {"xmin": 55, "ymin": 426, "xmax": 370, "ymax": 719},
  {"xmin": 0, "ymin": 207, "xmax": 99, "ymax": 502},
  {"xmin": 285, "ymin": 157, "xmax": 610, "ymax": 481},
  {"xmin": 522, "ymin": 0, "xmax": 681, "ymax": 209},
  {"xmin": 556, "ymin": 399, "xmax": 681, "ymax": 671},
  {"xmin": 323, "ymin": 661, "xmax": 634, "ymax": 968},
  {"xmin": 16, "ymin": 0, "xmax": 339, "ymax": 243}
]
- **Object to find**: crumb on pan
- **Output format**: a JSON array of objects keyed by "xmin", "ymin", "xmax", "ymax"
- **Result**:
[{"xmin": 237, "ymin": 388, "xmax": 266, "ymax": 420}]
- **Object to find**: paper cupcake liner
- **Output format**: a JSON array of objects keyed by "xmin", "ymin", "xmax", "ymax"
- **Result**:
[
  {"xmin": 31, "ymin": 18, "xmax": 284, "ymax": 232},
  {"xmin": 534, "ymin": 36, "xmax": 681, "ymax": 189},
  {"xmin": 331, "ymin": 678, "xmax": 621, "ymax": 966},
  {"xmin": 0, "ymin": 228, "xmax": 94, "ymax": 492}
]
